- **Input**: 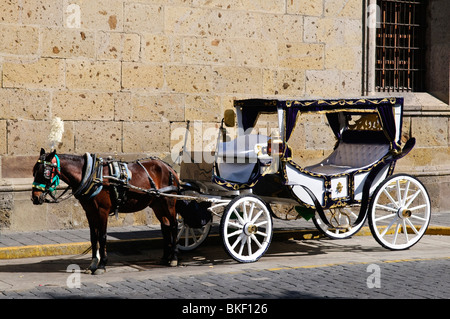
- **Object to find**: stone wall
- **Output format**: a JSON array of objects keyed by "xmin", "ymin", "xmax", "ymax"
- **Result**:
[{"xmin": 0, "ymin": 0, "xmax": 448, "ymax": 232}]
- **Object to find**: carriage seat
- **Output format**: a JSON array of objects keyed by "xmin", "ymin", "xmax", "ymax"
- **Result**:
[
  {"xmin": 216, "ymin": 134, "xmax": 269, "ymax": 183},
  {"xmin": 305, "ymin": 131, "xmax": 390, "ymax": 175}
]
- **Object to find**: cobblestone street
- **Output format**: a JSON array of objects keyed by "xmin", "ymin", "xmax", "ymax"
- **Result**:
[{"xmin": 1, "ymin": 235, "xmax": 450, "ymax": 302}]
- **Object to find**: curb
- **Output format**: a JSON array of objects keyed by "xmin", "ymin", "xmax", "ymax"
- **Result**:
[{"xmin": 0, "ymin": 226, "xmax": 448, "ymax": 260}]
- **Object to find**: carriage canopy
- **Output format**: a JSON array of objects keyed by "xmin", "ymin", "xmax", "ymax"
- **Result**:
[{"xmin": 233, "ymin": 97, "xmax": 404, "ymax": 151}]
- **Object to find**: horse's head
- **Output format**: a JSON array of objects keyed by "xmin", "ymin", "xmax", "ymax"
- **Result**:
[{"xmin": 31, "ymin": 148, "xmax": 61, "ymax": 205}]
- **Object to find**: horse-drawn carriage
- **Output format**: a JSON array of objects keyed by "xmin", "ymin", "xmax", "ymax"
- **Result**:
[
  {"xmin": 177, "ymin": 97, "xmax": 431, "ymax": 263},
  {"xmin": 32, "ymin": 97, "xmax": 431, "ymax": 272}
]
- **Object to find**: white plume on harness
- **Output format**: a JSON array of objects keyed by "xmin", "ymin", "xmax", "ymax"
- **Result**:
[{"xmin": 48, "ymin": 117, "xmax": 64, "ymax": 151}]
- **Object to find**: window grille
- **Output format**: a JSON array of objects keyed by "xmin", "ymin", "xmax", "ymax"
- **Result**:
[{"xmin": 375, "ymin": 0, "xmax": 427, "ymax": 92}]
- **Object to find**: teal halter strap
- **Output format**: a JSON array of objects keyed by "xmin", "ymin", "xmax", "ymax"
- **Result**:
[{"xmin": 32, "ymin": 154, "xmax": 61, "ymax": 193}]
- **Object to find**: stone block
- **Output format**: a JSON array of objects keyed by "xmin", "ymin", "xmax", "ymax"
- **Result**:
[
  {"xmin": 142, "ymin": 34, "xmax": 183, "ymax": 63},
  {"xmin": 21, "ymin": 0, "xmax": 63, "ymax": 26},
  {"xmin": 7, "ymin": 120, "xmax": 50, "ymax": 156},
  {"xmin": 260, "ymin": 14, "xmax": 303, "ymax": 42},
  {"xmin": 291, "ymin": 149, "xmax": 326, "ymax": 167},
  {"xmin": 213, "ymin": 66, "xmax": 262, "ymax": 94},
  {"xmin": 0, "ymin": 25, "xmax": 39, "ymax": 56},
  {"xmin": 113, "ymin": 92, "xmax": 132, "ymax": 121},
  {"xmin": 192, "ymin": 0, "xmax": 285, "ymax": 13},
  {"xmin": 165, "ymin": 65, "xmax": 214, "ymax": 93},
  {"xmin": 340, "ymin": 70, "xmax": 362, "ymax": 95},
  {"xmin": 3, "ymin": 58, "xmax": 65, "ymax": 89},
  {"xmin": 0, "ymin": 0, "xmax": 21, "ymax": 23},
  {"xmin": 2, "ymin": 155, "xmax": 36, "ymax": 178},
  {"xmin": 10, "ymin": 191, "xmax": 48, "ymax": 231},
  {"xmin": 324, "ymin": 0, "xmax": 362, "ymax": 19},
  {"xmin": 6, "ymin": 119, "xmax": 74, "ymax": 156},
  {"xmin": 52, "ymin": 91, "xmax": 115, "ymax": 121},
  {"xmin": 46, "ymin": 199, "xmax": 84, "ymax": 229},
  {"xmin": 325, "ymin": 46, "xmax": 358, "ymax": 71},
  {"xmin": 42, "ymin": 28, "xmax": 96, "ymax": 59},
  {"xmin": 232, "ymin": 39, "xmax": 278, "ymax": 68},
  {"xmin": 183, "ymin": 37, "xmax": 233, "ymax": 65},
  {"xmin": 124, "ymin": 3, "xmax": 164, "ymax": 33},
  {"xmin": 185, "ymin": 95, "xmax": 222, "ymax": 122},
  {"xmin": 66, "ymin": 60, "xmax": 121, "ymax": 90},
  {"xmin": 75, "ymin": 121, "xmax": 122, "ymax": 153},
  {"xmin": 278, "ymin": 43, "xmax": 324, "ymax": 70},
  {"xmin": 309, "ymin": 18, "xmax": 361, "ymax": 46},
  {"xmin": 0, "ymin": 121, "xmax": 6, "ymax": 155},
  {"xmin": 412, "ymin": 117, "xmax": 448, "ymax": 147},
  {"xmin": 165, "ymin": 6, "xmax": 261, "ymax": 38},
  {"xmin": 0, "ymin": 89, "xmax": 50, "ymax": 120},
  {"xmin": 403, "ymin": 147, "xmax": 450, "ymax": 169},
  {"xmin": 304, "ymin": 120, "xmax": 336, "ymax": 150},
  {"xmin": 263, "ymin": 69, "xmax": 306, "ymax": 96},
  {"xmin": 303, "ymin": 16, "xmax": 319, "ymax": 43},
  {"xmin": 123, "ymin": 121, "xmax": 170, "ymax": 155},
  {"xmin": 126, "ymin": 94, "xmax": 185, "ymax": 122},
  {"xmin": 305, "ymin": 70, "xmax": 341, "ymax": 97},
  {"xmin": 287, "ymin": 0, "xmax": 323, "ymax": 16},
  {"xmin": 97, "ymin": 32, "xmax": 140, "ymax": 61},
  {"xmin": 64, "ymin": 0, "xmax": 123, "ymax": 31},
  {"xmin": 121, "ymin": 63, "xmax": 164, "ymax": 91}
]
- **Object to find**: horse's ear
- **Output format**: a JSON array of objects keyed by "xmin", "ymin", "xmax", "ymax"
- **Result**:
[{"xmin": 40, "ymin": 148, "xmax": 45, "ymax": 156}]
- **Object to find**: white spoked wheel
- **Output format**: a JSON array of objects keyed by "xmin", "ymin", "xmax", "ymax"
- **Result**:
[
  {"xmin": 177, "ymin": 214, "xmax": 211, "ymax": 251},
  {"xmin": 368, "ymin": 174, "xmax": 431, "ymax": 250},
  {"xmin": 221, "ymin": 195, "xmax": 273, "ymax": 263},
  {"xmin": 313, "ymin": 206, "xmax": 366, "ymax": 239}
]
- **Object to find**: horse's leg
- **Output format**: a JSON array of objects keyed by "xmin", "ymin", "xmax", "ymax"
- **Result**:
[
  {"xmin": 160, "ymin": 223, "xmax": 172, "ymax": 265},
  {"xmin": 93, "ymin": 207, "xmax": 109, "ymax": 275},
  {"xmin": 82, "ymin": 202, "xmax": 109, "ymax": 275},
  {"xmin": 168, "ymin": 198, "xmax": 179, "ymax": 267},
  {"xmin": 153, "ymin": 198, "xmax": 179, "ymax": 267},
  {"xmin": 169, "ymin": 222, "xmax": 179, "ymax": 267},
  {"xmin": 86, "ymin": 218, "xmax": 100, "ymax": 274}
]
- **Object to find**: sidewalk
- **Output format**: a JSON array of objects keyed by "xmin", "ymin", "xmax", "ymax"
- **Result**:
[{"xmin": 1, "ymin": 211, "xmax": 449, "ymax": 259}]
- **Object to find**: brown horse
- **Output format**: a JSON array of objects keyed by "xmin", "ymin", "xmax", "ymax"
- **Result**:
[{"xmin": 31, "ymin": 148, "xmax": 180, "ymax": 275}]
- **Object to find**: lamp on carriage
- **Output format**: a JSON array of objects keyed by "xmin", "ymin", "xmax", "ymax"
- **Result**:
[
  {"xmin": 223, "ymin": 109, "xmax": 235, "ymax": 127},
  {"xmin": 267, "ymin": 130, "xmax": 283, "ymax": 157}
]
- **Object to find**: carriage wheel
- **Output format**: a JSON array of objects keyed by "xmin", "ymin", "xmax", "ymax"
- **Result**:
[
  {"xmin": 176, "ymin": 214, "xmax": 211, "ymax": 251},
  {"xmin": 313, "ymin": 206, "xmax": 366, "ymax": 239},
  {"xmin": 221, "ymin": 195, "xmax": 273, "ymax": 263},
  {"xmin": 368, "ymin": 174, "xmax": 431, "ymax": 250}
]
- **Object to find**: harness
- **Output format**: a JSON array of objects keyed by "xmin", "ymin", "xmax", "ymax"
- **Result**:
[
  {"xmin": 32, "ymin": 154, "xmax": 61, "ymax": 193},
  {"xmin": 33, "ymin": 153, "xmax": 180, "ymax": 215},
  {"xmin": 106, "ymin": 157, "xmax": 132, "ymax": 218}
]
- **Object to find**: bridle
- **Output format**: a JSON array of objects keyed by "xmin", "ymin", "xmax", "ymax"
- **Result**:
[{"xmin": 32, "ymin": 154, "xmax": 71, "ymax": 203}]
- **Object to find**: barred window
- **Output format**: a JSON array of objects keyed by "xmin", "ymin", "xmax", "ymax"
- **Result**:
[{"xmin": 375, "ymin": 0, "xmax": 427, "ymax": 92}]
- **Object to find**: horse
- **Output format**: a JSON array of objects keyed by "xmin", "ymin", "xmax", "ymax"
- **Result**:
[{"xmin": 31, "ymin": 148, "xmax": 180, "ymax": 275}]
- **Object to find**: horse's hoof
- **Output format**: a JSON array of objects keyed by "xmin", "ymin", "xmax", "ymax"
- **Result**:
[
  {"xmin": 93, "ymin": 268, "xmax": 106, "ymax": 275},
  {"xmin": 84, "ymin": 268, "xmax": 94, "ymax": 274},
  {"xmin": 170, "ymin": 259, "xmax": 178, "ymax": 267}
]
